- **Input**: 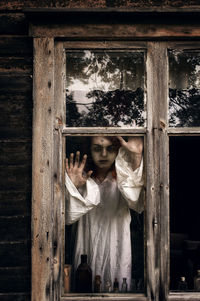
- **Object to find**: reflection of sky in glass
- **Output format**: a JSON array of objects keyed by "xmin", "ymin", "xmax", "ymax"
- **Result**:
[
  {"xmin": 169, "ymin": 51, "xmax": 200, "ymax": 127},
  {"xmin": 66, "ymin": 50, "xmax": 145, "ymax": 127}
]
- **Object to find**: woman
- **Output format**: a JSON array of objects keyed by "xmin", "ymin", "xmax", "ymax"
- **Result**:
[{"xmin": 65, "ymin": 136, "xmax": 144, "ymax": 291}]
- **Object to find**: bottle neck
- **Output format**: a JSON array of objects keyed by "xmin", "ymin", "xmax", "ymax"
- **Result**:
[{"xmin": 81, "ymin": 255, "xmax": 87, "ymax": 264}]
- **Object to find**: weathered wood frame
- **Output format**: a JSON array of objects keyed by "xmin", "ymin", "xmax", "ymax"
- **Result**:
[{"xmin": 30, "ymin": 10, "xmax": 200, "ymax": 301}]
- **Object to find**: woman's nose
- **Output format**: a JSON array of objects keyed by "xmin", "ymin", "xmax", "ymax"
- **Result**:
[{"xmin": 101, "ymin": 147, "xmax": 107, "ymax": 157}]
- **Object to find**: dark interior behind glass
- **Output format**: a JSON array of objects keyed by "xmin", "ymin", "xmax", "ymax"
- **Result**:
[{"xmin": 170, "ymin": 136, "xmax": 200, "ymax": 291}]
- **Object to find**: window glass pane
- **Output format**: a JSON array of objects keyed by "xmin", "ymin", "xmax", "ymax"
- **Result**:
[
  {"xmin": 66, "ymin": 51, "xmax": 146, "ymax": 127},
  {"xmin": 169, "ymin": 51, "xmax": 200, "ymax": 127},
  {"xmin": 170, "ymin": 136, "xmax": 200, "ymax": 291},
  {"xmin": 64, "ymin": 136, "xmax": 145, "ymax": 294}
]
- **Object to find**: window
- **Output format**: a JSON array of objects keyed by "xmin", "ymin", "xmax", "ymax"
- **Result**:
[
  {"xmin": 64, "ymin": 45, "xmax": 146, "ymax": 295},
  {"xmin": 168, "ymin": 48, "xmax": 200, "ymax": 292},
  {"xmin": 29, "ymin": 9, "xmax": 200, "ymax": 301}
]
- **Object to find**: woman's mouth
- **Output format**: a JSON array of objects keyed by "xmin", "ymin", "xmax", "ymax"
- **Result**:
[{"xmin": 98, "ymin": 160, "xmax": 108, "ymax": 164}]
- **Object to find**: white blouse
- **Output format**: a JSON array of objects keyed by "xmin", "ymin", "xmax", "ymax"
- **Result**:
[{"xmin": 65, "ymin": 147, "xmax": 144, "ymax": 291}]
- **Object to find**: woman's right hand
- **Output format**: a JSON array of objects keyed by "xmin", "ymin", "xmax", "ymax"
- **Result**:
[{"xmin": 66, "ymin": 151, "xmax": 93, "ymax": 188}]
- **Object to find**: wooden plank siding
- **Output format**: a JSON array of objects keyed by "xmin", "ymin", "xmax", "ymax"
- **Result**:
[{"xmin": 0, "ymin": 6, "xmax": 32, "ymax": 301}]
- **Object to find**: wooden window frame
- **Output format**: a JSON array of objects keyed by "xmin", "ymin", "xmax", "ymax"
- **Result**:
[{"xmin": 27, "ymin": 9, "xmax": 200, "ymax": 301}]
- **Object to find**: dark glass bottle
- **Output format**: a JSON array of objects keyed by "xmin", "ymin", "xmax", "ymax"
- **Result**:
[
  {"xmin": 75, "ymin": 254, "xmax": 92, "ymax": 293},
  {"xmin": 113, "ymin": 278, "xmax": 119, "ymax": 293},
  {"xmin": 94, "ymin": 275, "xmax": 101, "ymax": 293},
  {"xmin": 121, "ymin": 278, "xmax": 128, "ymax": 293},
  {"xmin": 194, "ymin": 270, "xmax": 200, "ymax": 291},
  {"xmin": 178, "ymin": 277, "xmax": 188, "ymax": 291}
]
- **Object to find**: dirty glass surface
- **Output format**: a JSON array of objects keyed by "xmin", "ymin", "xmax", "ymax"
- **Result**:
[
  {"xmin": 169, "ymin": 51, "xmax": 200, "ymax": 127},
  {"xmin": 66, "ymin": 51, "xmax": 146, "ymax": 127},
  {"xmin": 64, "ymin": 136, "xmax": 145, "ymax": 294}
]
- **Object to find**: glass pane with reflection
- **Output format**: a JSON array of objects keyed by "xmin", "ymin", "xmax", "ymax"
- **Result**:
[
  {"xmin": 64, "ymin": 136, "xmax": 145, "ymax": 294},
  {"xmin": 66, "ymin": 51, "xmax": 146, "ymax": 127},
  {"xmin": 170, "ymin": 136, "xmax": 200, "ymax": 291},
  {"xmin": 169, "ymin": 51, "xmax": 200, "ymax": 127}
]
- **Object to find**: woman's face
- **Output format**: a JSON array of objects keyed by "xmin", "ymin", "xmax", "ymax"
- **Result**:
[{"xmin": 90, "ymin": 137, "xmax": 118, "ymax": 173}]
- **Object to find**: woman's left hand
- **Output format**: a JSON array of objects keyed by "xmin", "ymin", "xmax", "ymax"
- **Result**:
[
  {"xmin": 117, "ymin": 136, "xmax": 143, "ymax": 171},
  {"xmin": 117, "ymin": 136, "xmax": 143, "ymax": 155}
]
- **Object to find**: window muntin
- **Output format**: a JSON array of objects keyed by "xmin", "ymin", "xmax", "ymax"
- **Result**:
[
  {"xmin": 169, "ymin": 50, "xmax": 200, "ymax": 127},
  {"xmin": 65, "ymin": 50, "xmax": 146, "ymax": 127}
]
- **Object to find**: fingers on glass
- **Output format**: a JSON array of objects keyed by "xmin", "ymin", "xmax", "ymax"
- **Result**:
[
  {"xmin": 80, "ymin": 154, "xmax": 87, "ymax": 168},
  {"xmin": 65, "ymin": 158, "xmax": 69, "ymax": 171},
  {"xmin": 75, "ymin": 151, "xmax": 80, "ymax": 167},
  {"xmin": 69, "ymin": 153, "xmax": 74, "ymax": 168}
]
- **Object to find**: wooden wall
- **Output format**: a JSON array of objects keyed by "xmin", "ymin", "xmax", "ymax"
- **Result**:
[
  {"xmin": 0, "ymin": 1, "xmax": 200, "ymax": 301},
  {"xmin": 0, "ymin": 4, "xmax": 32, "ymax": 301}
]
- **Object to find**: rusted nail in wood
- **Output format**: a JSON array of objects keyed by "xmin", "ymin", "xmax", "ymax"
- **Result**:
[
  {"xmin": 160, "ymin": 119, "xmax": 166, "ymax": 130},
  {"xmin": 55, "ymin": 117, "xmax": 63, "ymax": 130},
  {"xmin": 56, "ymin": 117, "xmax": 63, "ymax": 125}
]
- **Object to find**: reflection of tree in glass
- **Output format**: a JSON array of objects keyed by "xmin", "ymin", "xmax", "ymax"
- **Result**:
[
  {"xmin": 66, "ymin": 51, "xmax": 145, "ymax": 127},
  {"xmin": 66, "ymin": 92, "xmax": 82, "ymax": 126},
  {"xmin": 169, "ymin": 88, "xmax": 200, "ymax": 127},
  {"xmin": 169, "ymin": 51, "xmax": 200, "ymax": 89},
  {"xmin": 66, "ymin": 51, "xmax": 144, "ymax": 91},
  {"xmin": 66, "ymin": 88, "xmax": 144, "ymax": 127},
  {"xmin": 169, "ymin": 51, "xmax": 200, "ymax": 127}
]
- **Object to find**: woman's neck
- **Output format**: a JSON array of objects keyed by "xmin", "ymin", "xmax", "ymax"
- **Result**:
[{"xmin": 95, "ymin": 168, "xmax": 109, "ymax": 182}]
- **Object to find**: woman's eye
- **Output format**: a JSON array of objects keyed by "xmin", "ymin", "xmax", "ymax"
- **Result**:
[
  {"xmin": 93, "ymin": 146, "xmax": 102, "ymax": 152},
  {"xmin": 107, "ymin": 146, "xmax": 115, "ymax": 152}
]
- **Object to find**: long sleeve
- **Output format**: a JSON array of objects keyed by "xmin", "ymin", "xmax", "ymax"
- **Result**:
[
  {"xmin": 65, "ymin": 172, "xmax": 100, "ymax": 225},
  {"xmin": 115, "ymin": 147, "xmax": 144, "ymax": 213}
]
